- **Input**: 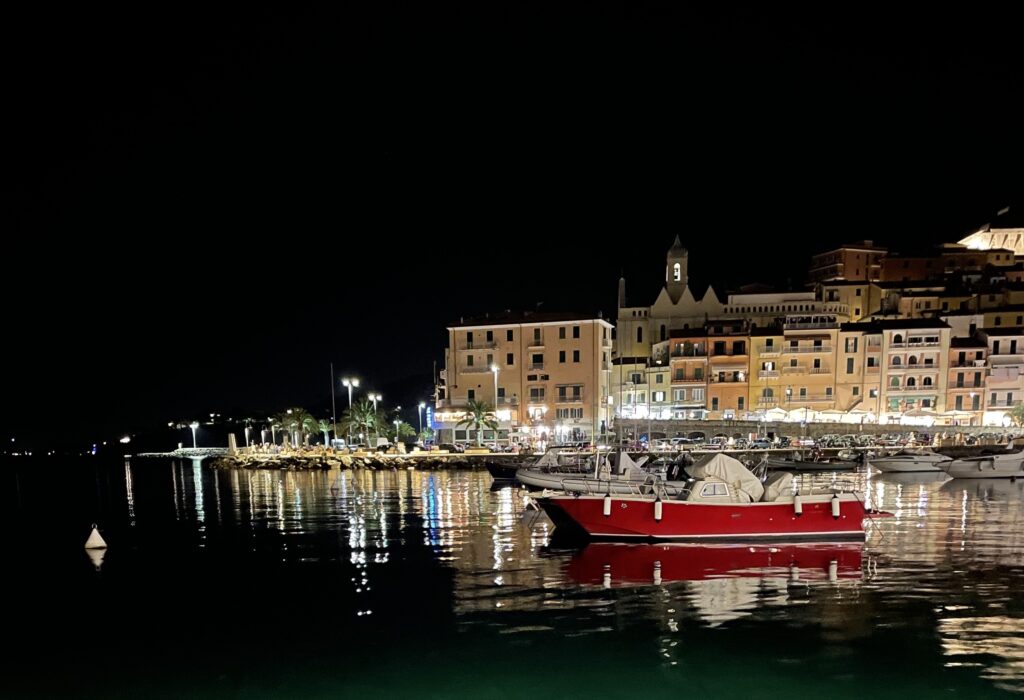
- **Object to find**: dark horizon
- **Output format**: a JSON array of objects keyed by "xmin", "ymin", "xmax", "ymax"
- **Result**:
[{"xmin": 5, "ymin": 5, "xmax": 1024, "ymax": 448}]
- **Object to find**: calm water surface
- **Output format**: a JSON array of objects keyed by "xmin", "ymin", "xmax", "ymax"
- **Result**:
[{"xmin": 3, "ymin": 459, "xmax": 1024, "ymax": 698}]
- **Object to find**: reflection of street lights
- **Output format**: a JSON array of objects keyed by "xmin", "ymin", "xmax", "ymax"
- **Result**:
[{"xmin": 189, "ymin": 421, "xmax": 199, "ymax": 449}]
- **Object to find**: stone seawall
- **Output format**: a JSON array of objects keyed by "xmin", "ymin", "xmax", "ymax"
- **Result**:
[{"xmin": 209, "ymin": 452, "xmax": 535, "ymax": 471}]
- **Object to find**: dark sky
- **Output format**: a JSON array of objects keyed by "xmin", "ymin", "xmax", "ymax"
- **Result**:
[{"xmin": 5, "ymin": 5, "xmax": 1023, "ymax": 447}]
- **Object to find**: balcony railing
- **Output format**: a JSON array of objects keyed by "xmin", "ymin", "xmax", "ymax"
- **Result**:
[
  {"xmin": 809, "ymin": 367, "xmax": 831, "ymax": 374},
  {"xmin": 529, "ymin": 363, "xmax": 544, "ymax": 370},
  {"xmin": 671, "ymin": 349, "xmax": 707, "ymax": 357},
  {"xmin": 757, "ymin": 397, "xmax": 779, "ymax": 406},
  {"xmin": 757, "ymin": 345, "xmax": 781, "ymax": 356},
  {"xmin": 783, "ymin": 346, "xmax": 832, "ymax": 354},
  {"xmin": 781, "ymin": 366, "xmax": 805, "ymax": 374},
  {"xmin": 952, "ymin": 382, "xmax": 984, "ymax": 389},
  {"xmin": 988, "ymin": 399, "xmax": 1023, "ymax": 407},
  {"xmin": 528, "ymin": 397, "xmax": 546, "ymax": 404},
  {"xmin": 527, "ymin": 341, "xmax": 545, "ymax": 349},
  {"xmin": 866, "ymin": 344, "xmax": 881, "ymax": 352},
  {"xmin": 785, "ymin": 395, "xmax": 835, "ymax": 403},
  {"xmin": 866, "ymin": 365, "xmax": 880, "ymax": 373},
  {"xmin": 887, "ymin": 385, "xmax": 937, "ymax": 393},
  {"xmin": 496, "ymin": 397, "xmax": 520, "ymax": 406},
  {"xmin": 555, "ymin": 395, "xmax": 584, "ymax": 404},
  {"xmin": 672, "ymin": 376, "xmax": 706, "ymax": 384},
  {"xmin": 461, "ymin": 341, "xmax": 496, "ymax": 350},
  {"xmin": 463, "ymin": 366, "xmax": 494, "ymax": 374},
  {"xmin": 708, "ymin": 377, "xmax": 748, "ymax": 384},
  {"xmin": 758, "ymin": 370, "xmax": 780, "ymax": 378}
]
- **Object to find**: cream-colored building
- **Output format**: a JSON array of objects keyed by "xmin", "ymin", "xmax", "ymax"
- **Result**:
[{"xmin": 435, "ymin": 311, "xmax": 613, "ymax": 446}]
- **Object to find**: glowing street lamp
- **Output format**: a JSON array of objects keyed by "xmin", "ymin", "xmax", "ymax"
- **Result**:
[
  {"xmin": 342, "ymin": 377, "xmax": 360, "ymax": 444},
  {"xmin": 189, "ymin": 421, "xmax": 200, "ymax": 449},
  {"xmin": 418, "ymin": 401, "xmax": 426, "ymax": 436},
  {"xmin": 394, "ymin": 419, "xmax": 400, "ymax": 444},
  {"xmin": 368, "ymin": 392, "xmax": 382, "ymax": 444}
]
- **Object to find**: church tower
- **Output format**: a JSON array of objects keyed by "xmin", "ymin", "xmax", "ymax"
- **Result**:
[{"xmin": 665, "ymin": 235, "xmax": 688, "ymax": 303}]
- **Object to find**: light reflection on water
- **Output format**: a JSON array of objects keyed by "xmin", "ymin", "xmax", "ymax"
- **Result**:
[{"xmin": 140, "ymin": 462, "xmax": 1024, "ymax": 694}]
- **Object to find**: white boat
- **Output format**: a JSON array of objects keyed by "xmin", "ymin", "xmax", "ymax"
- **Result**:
[
  {"xmin": 868, "ymin": 449, "xmax": 952, "ymax": 473},
  {"xmin": 940, "ymin": 451, "xmax": 1024, "ymax": 479},
  {"xmin": 517, "ymin": 451, "xmax": 688, "ymax": 495}
]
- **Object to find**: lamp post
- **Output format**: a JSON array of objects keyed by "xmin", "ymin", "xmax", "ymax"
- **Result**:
[
  {"xmin": 418, "ymin": 401, "xmax": 426, "ymax": 436},
  {"xmin": 394, "ymin": 419, "xmax": 400, "ymax": 445},
  {"xmin": 189, "ymin": 421, "xmax": 199, "ymax": 449},
  {"xmin": 270, "ymin": 422, "xmax": 277, "ymax": 445},
  {"xmin": 368, "ymin": 392, "xmax": 382, "ymax": 445},
  {"xmin": 342, "ymin": 378, "xmax": 359, "ymax": 444},
  {"xmin": 491, "ymin": 364, "xmax": 500, "ymax": 440}
]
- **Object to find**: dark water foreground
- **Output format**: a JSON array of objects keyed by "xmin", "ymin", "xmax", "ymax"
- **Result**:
[{"xmin": 3, "ymin": 458, "xmax": 1023, "ymax": 698}]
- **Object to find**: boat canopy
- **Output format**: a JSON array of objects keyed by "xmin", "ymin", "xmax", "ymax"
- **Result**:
[
  {"xmin": 687, "ymin": 453, "xmax": 765, "ymax": 502},
  {"xmin": 762, "ymin": 471, "xmax": 794, "ymax": 502}
]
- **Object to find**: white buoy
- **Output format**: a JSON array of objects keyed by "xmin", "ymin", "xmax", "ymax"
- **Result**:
[
  {"xmin": 603, "ymin": 494, "xmax": 612, "ymax": 517},
  {"xmin": 793, "ymin": 495, "xmax": 803, "ymax": 517},
  {"xmin": 828, "ymin": 560, "xmax": 838, "ymax": 583},
  {"xmin": 86, "ymin": 547, "xmax": 106, "ymax": 571},
  {"xmin": 831, "ymin": 495, "xmax": 841, "ymax": 519},
  {"xmin": 789, "ymin": 564, "xmax": 800, "ymax": 582},
  {"xmin": 653, "ymin": 561, "xmax": 662, "ymax": 586},
  {"xmin": 654, "ymin": 498, "xmax": 663, "ymax": 522},
  {"xmin": 85, "ymin": 524, "xmax": 107, "ymax": 550}
]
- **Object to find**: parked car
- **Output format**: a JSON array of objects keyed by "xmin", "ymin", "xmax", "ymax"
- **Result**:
[
  {"xmin": 750, "ymin": 438, "xmax": 772, "ymax": 449},
  {"xmin": 437, "ymin": 442, "xmax": 464, "ymax": 453}
]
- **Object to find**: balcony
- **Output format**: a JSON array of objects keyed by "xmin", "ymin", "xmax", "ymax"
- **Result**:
[
  {"xmin": 528, "ymin": 363, "xmax": 545, "ymax": 370},
  {"xmin": 496, "ymin": 397, "xmax": 520, "ymax": 406},
  {"xmin": 671, "ymin": 349, "xmax": 707, "ymax": 358},
  {"xmin": 672, "ymin": 376, "xmax": 706, "ymax": 384},
  {"xmin": 988, "ymin": 399, "xmax": 1023, "ymax": 408},
  {"xmin": 758, "ymin": 370, "xmax": 780, "ymax": 378},
  {"xmin": 708, "ymin": 377, "xmax": 748, "ymax": 384},
  {"xmin": 435, "ymin": 398, "xmax": 471, "ymax": 408},
  {"xmin": 887, "ymin": 385, "xmax": 938, "ymax": 393},
  {"xmin": 555, "ymin": 396, "xmax": 584, "ymax": 404},
  {"xmin": 809, "ymin": 367, "xmax": 832, "ymax": 374},
  {"xmin": 757, "ymin": 345, "xmax": 781, "ymax": 357},
  {"xmin": 527, "ymin": 342, "xmax": 545, "ymax": 349},
  {"xmin": 866, "ymin": 365, "xmax": 880, "ymax": 373},
  {"xmin": 951, "ymin": 382, "xmax": 984, "ymax": 389},
  {"xmin": 463, "ymin": 366, "xmax": 494, "ymax": 374},
  {"xmin": 757, "ymin": 397, "xmax": 779, "ymax": 406},
  {"xmin": 781, "ymin": 366, "xmax": 806, "ymax": 374},
  {"xmin": 783, "ymin": 345, "xmax": 832, "ymax": 354},
  {"xmin": 528, "ymin": 396, "xmax": 547, "ymax": 404},
  {"xmin": 784, "ymin": 395, "xmax": 835, "ymax": 403},
  {"xmin": 461, "ymin": 341, "xmax": 496, "ymax": 350},
  {"xmin": 866, "ymin": 344, "xmax": 882, "ymax": 352}
]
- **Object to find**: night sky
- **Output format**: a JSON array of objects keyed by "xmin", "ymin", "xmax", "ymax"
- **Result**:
[{"xmin": 5, "ymin": 5, "xmax": 1023, "ymax": 448}]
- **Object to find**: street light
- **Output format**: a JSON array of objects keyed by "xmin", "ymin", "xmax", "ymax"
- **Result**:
[
  {"xmin": 368, "ymin": 392, "xmax": 382, "ymax": 444},
  {"xmin": 189, "ymin": 421, "xmax": 200, "ymax": 449},
  {"xmin": 342, "ymin": 377, "xmax": 360, "ymax": 444},
  {"xmin": 418, "ymin": 401, "xmax": 426, "ymax": 436},
  {"xmin": 394, "ymin": 419, "xmax": 400, "ymax": 445}
]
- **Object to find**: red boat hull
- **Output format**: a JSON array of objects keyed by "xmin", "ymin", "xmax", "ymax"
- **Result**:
[
  {"xmin": 567, "ymin": 542, "xmax": 863, "ymax": 586},
  {"xmin": 538, "ymin": 494, "xmax": 868, "ymax": 540}
]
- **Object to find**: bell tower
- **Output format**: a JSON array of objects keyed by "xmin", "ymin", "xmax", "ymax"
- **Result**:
[{"xmin": 665, "ymin": 235, "xmax": 688, "ymax": 303}]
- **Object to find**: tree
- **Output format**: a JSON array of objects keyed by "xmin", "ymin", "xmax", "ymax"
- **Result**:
[
  {"xmin": 418, "ymin": 426, "xmax": 435, "ymax": 443},
  {"xmin": 318, "ymin": 419, "xmax": 332, "ymax": 446},
  {"xmin": 1008, "ymin": 403, "xmax": 1024, "ymax": 427},
  {"xmin": 389, "ymin": 420, "xmax": 416, "ymax": 442},
  {"xmin": 455, "ymin": 399, "xmax": 499, "ymax": 446},
  {"xmin": 279, "ymin": 408, "xmax": 318, "ymax": 447},
  {"xmin": 340, "ymin": 398, "xmax": 377, "ymax": 444}
]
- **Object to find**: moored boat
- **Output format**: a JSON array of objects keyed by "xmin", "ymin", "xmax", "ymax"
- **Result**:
[
  {"xmin": 533, "ymin": 454, "xmax": 888, "ymax": 541},
  {"xmin": 765, "ymin": 456, "xmax": 860, "ymax": 472},
  {"xmin": 940, "ymin": 451, "xmax": 1024, "ymax": 479},
  {"xmin": 868, "ymin": 449, "xmax": 951, "ymax": 473}
]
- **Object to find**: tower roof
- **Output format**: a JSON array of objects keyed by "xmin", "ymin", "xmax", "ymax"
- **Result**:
[{"xmin": 668, "ymin": 235, "xmax": 687, "ymax": 255}]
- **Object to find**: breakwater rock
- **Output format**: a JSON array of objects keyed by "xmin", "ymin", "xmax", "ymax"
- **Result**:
[{"xmin": 209, "ymin": 452, "xmax": 533, "ymax": 471}]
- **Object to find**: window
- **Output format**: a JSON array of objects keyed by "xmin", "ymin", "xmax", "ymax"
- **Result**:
[
  {"xmin": 674, "ymin": 369, "xmax": 685, "ymax": 381},
  {"xmin": 906, "ymin": 377, "xmax": 916, "ymax": 387},
  {"xmin": 853, "ymin": 386, "xmax": 860, "ymax": 396},
  {"xmin": 765, "ymin": 338, "xmax": 774, "ymax": 348},
  {"xmin": 693, "ymin": 388, "xmax": 705, "ymax": 401},
  {"xmin": 530, "ymin": 387, "xmax": 544, "ymax": 400},
  {"xmin": 813, "ymin": 358, "xmax": 821, "ymax": 369},
  {"xmin": 455, "ymin": 430, "xmax": 467, "ymax": 441},
  {"xmin": 573, "ymin": 325, "xmax": 580, "ymax": 339},
  {"xmin": 955, "ymin": 395, "xmax": 963, "ymax": 411},
  {"xmin": 714, "ymin": 341, "xmax": 727, "ymax": 355},
  {"xmin": 1018, "ymin": 317, "xmax": 1023, "ymax": 326},
  {"xmin": 845, "ymin": 338, "xmax": 858, "ymax": 353},
  {"xmin": 660, "ymin": 324, "xmax": 667, "ymax": 341},
  {"xmin": 799, "ymin": 387, "xmax": 807, "ymax": 397},
  {"xmin": 559, "ymin": 327, "xmax": 566, "ymax": 339},
  {"xmin": 1013, "ymin": 340, "xmax": 1019, "ymax": 354},
  {"xmin": 733, "ymin": 340, "xmax": 746, "ymax": 355},
  {"xmin": 738, "ymin": 397, "xmax": 745, "ymax": 410},
  {"xmin": 992, "ymin": 392, "xmax": 998, "ymax": 405},
  {"xmin": 631, "ymin": 373, "xmax": 642, "ymax": 384},
  {"xmin": 533, "ymin": 328, "xmax": 542, "ymax": 343},
  {"xmin": 656, "ymin": 374, "xmax": 663, "ymax": 384},
  {"xmin": 573, "ymin": 350, "xmax": 580, "ymax": 363},
  {"xmin": 974, "ymin": 372, "xmax": 982, "ymax": 387},
  {"xmin": 467, "ymin": 355, "xmax": 474, "ymax": 367},
  {"xmin": 637, "ymin": 392, "xmax": 646, "ymax": 404},
  {"xmin": 908, "ymin": 355, "xmax": 917, "ymax": 365},
  {"xmin": 558, "ymin": 386, "xmax": 567, "ymax": 399},
  {"xmin": 559, "ymin": 350, "xmax": 566, "ymax": 363},
  {"xmin": 867, "ymin": 357, "xmax": 876, "ymax": 367},
  {"xmin": 507, "ymin": 330, "xmax": 513, "ymax": 341},
  {"xmin": 892, "ymin": 357, "xmax": 901, "ymax": 366},
  {"xmin": 572, "ymin": 386, "xmax": 581, "ymax": 400},
  {"xmin": 996, "ymin": 317, "xmax": 1002, "ymax": 326},
  {"xmin": 923, "ymin": 377, "xmax": 932, "ymax": 386},
  {"xmin": 922, "ymin": 399, "xmax": 932, "ymax": 408},
  {"xmin": 467, "ymin": 331, "xmax": 473, "ymax": 344},
  {"xmin": 653, "ymin": 391, "xmax": 666, "ymax": 402},
  {"xmin": 711, "ymin": 397, "xmax": 719, "ymax": 411},
  {"xmin": 507, "ymin": 352, "xmax": 514, "ymax": 365},
  {"xmin": 467, "ymin": 389, "xmax": 475, "ymax": 399},
  {"xmin": 762, "ymin": 388, "xmax": 774, "ymax": 398},
  {"xmin": 790, "ymin": 359, "xmax": 798, "ymax": 367},
  {"xmin": 856, "ymin": 289, "xmax": 862, "ymax": 297},
  {"xmin": 693, "ymin": 369, "xmax": 703, "ymax": 381},
  {"xmin": 994, "ymin": 341, "xmax": 1001, "ymax": 354},
  {"xmin": 699, "ymin": 483, "xmax": 729, "ymax": 498},
  {"xmin": 847, "ymin": 358, "xmax": 854, "ymax": 374},
  {"xmin": 972, "ymin": 394, "xmax": 980, "ymax": 410},
  {"xmin": 813, "ymin": 339, "xmax": 822, "ymax": 349},
  {"xmin": 674, "ymin": 389, "xmax": 686, "ymax": 401},
  {"xmin": 869, "ymin": 388, "xmax": 878, "ymax": 398},
  {"xmin": 826, "ymin": 387, "xmax": 833, "ymax": 396},
  {"xmin": 485, "ymin": 330, "xmax": 493, "ymax": 343},
  {"xmin": 531, "ymin": 353, "xmax": 543, "ymax": 368},
  {"xmin": 673, "ymin": 262, "xmax": 681, "ymax": 281},
  {"xmin": 497, "ymin": 387, "xmax": 505, "ymax": 399}
]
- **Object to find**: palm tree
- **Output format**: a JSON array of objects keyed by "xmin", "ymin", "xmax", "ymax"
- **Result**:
[
  {"xmin": 341, "ymin": 398, "xmax": 377, "ymax": 445},
  {"xmin": 279, "ymin": 408, "xmax": 318, "ymax": 448},
  {"xmin": 390, "ymin": 420, "xmax": 416, "ymax": 442},
  {"xmin": 318, "ymin": 419, "xmax": 332, "ymax": 446},
  {"xmin": 456, "ymin": 399, "xmax": 499, "ymax": 446},
  {"xmin": 418, "ymin": 427, "xmax": 435, "ymax": 444}
]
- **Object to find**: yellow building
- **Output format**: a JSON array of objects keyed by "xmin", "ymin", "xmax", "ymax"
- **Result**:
[{"xmin": 436, "ymin": 311, "xmax": 613, "ymax": 447}]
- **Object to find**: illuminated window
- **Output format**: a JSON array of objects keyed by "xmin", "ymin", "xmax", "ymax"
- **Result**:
[{"xmin": 673, "ymin": 263, "xmax": 681, "ymax": 281}]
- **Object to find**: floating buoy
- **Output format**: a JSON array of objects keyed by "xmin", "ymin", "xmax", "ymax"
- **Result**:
[
  {"xmin": 793, "ymin": 495, "xmax": 803, "ymax": 517},
  {"xmin": 789, "ymin": 564, "xmax": 800, "ymax": 582},
  {"xmin": 654, "ymin": 498, "xmax": 663, "ymax": 522},
  {"xmin": 603, "ymin": 494, "xmax": 612, "ymax": 517},
  {"xmin": 831, "ymin": 495, "xmax": 841, "ymax": 519},
  {"xmin": 653, "ymin": 561, "xmax": 662, "ymax": 586},
  {"xmin": 828, "ymin": 560, "xmax": 838, "ymax": 583},
  {"xmin": 85, "ymin": 524, "xmax": 107, "ymax": 550}
]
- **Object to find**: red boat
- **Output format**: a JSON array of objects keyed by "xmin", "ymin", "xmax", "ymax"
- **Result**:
[
  {"xmin": 534, "ymin": 454, "xmax": 888, "ymax": 541},
  {"xmin": 566, "ymin": 542, "xmax": 864, "ymax": 587}
]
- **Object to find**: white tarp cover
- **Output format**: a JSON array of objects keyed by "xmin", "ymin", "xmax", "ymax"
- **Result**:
[
  {"xmin": 762, "ymin": 471, "xmax": 794, "ymax": 502},
  {"xmin": 688, "ymin": 453, "xmax": 765, "ymax": 502}
]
